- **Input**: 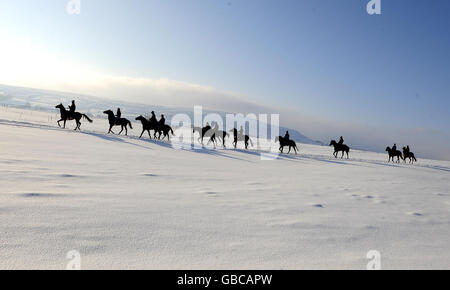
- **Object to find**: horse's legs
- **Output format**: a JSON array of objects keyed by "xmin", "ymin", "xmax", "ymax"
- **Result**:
[
  {"xmin": 139, "ymin": 130, "xmax": 144, "ymax": 139},
  {"xmin": 108, "ymin": 126, "xmax": 115, "ymax": 134},
  {"xmin": 57, "ymin": 119, "xmax": 63, "ymax": 127},
  {"xmin": 288, "ymin": 146, "xmax": 291, "ymax": 154},
  {"xmin": 125, "ymin": 126, "xmax": 128, "ymax": 136},
  {"xmin": 63, "ymin": 120, "xmax": 67, "ymax": 129}
]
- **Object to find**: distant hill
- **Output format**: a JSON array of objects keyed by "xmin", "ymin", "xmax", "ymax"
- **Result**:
[{"xmin": 0, "ymin": 83, "xmax": 322, "ymax": 145}]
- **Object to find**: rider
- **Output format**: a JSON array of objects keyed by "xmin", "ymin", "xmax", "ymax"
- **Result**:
[
  {"xmin": 68, "ymin": 100, "xmax": 76, "ymax": 114},
  {"xmin": 392, "ymin": 143, "xmax": 397, "ymax": 152},
  {"xmin": 338, "ymin": 136, "xmax": 344, "ymax": 145},
  {"xmin": 116, "ymin": 108, "xmax": 122, "ymax": 120},
  {"xmin": 406, "ymin": 145, "xmax": 410, "ymax": 153},
  {"xmin": 238, "ymin": 126, "xmax": 244, "ymax": 137},
  {"xmin": 150, "ymin": 111, "xmax": 157, "ymax": 123},
  {"xmin": 159, "ymin": 114, "xmax": 166, "ymax": 126},
  {"xmin": 284, "ymin": 131, "xmax": 290, "ymax": 141}
]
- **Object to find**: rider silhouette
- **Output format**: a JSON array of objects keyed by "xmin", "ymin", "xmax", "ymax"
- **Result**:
[
  {"xmin": 68, "ymin": 100, "xmax": 76, "ymax": 114},
  {"xmin": 159, "ymin": 114, "xmax": 166, "ymax": 126},
  {"xmin": 238, "ymin": 126, "xmax": 244, "ymax": 137},
  {"xmin": 392, "ymin": 143, "xmax": 397, "ymax": 152},
  {"xmin": 285, "ymin": 131, "xmax": 290, "ymax": 141},
  {"xmin": 338, "ymin": 136, "xmax": 344, "ymax": 145},
  {"xmin": 116, "ymin": 108, "xmax": 121, "ymax": 119},
  {"xmin": 150, "ymin": 111, "xmax": 157, "ymax": 123},
  {"xmin": 406, "ymin": 145, "xmax": 410, "ymax": 153}
]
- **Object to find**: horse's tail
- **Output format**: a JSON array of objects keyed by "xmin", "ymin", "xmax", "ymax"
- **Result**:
[
  {"xmin": 82, "ymin": 114, "xmax": 93, "ymax": 123},
  {"xmin": 170, "ymin": 128, "xmax": 175, "ymax": 136},
  {"xmin": 128, "ymin": 120, "xmax": 133, "ymax": 129}
]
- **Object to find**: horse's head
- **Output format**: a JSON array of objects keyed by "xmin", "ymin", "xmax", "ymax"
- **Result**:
[
  {"xmin": 135, "ymin": 115, "xmax": 144, "ymax": 121},
  {"xmin": 330, "ymin": 140, "xmax": 336, "ymax": 146},
  {"xmin": 386, "ymin": 147, "xmax": 390, "ymax": 152},
  {"xmin": 103, "ymin": 110, "xmax": 113, "ymax": 115},
  {"xmin": 55, "ymin": 103, "xmax": 64, "ymax": 109}
]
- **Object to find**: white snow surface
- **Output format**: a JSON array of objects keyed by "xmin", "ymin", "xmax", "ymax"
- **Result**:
[{"xmin": 0, "ymin": 107, "xmax": 449, "ymax": 269}]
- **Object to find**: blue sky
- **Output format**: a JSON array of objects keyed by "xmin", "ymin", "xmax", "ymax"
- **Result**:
[{"xmin": 0, "ymin": 0, "xmax": 449, "ymax": 159}]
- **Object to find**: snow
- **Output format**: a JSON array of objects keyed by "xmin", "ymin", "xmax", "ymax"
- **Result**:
[{"xmin": 0, "ymin": 107, "xmax": 449, "ymax": 269}]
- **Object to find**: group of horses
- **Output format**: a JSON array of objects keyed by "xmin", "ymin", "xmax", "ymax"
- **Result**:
[
  {"xmin": 386, "ymin": 146, "xmax": 418, "ymax": 164},
  {"xmin": 55, "ymin": 103, "xmax": 417, "ymax": 162},
  {"xmin": 192, "ymin": 125, "xmax": 254, "ymax": 149}
]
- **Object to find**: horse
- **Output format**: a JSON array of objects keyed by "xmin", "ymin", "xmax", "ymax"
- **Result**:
[
  {"xmin": 386, "ymin": 146, "xmax": 403, "ymax": 163},
  {"xmin": 103, "ymin": 110, "xmax": 133, "ymax": 135},
  {"xmin": 135, "ymin": 115, "xmax": 154, "ymax": 139},
  {"xmin": 330, "ymin": 140, "xmax": 350, "ymax": 159},
  {"xmin": 403, "ymin": 147, "xmax": 417, "ymax": 164},
  {"xmin": 192, "ymin": 126, "xmax": 214, "ymax": 145},
  {"xmin": 215, "ymin": 130, "xmax": 230, "ymax": 148},
  {"xmin": 158, "ymin": 124, "xmax": 175, "ymax": 141},
  {"xmin": 136, "ymin": 115, "xmax": 174, "ymax": 141},
  {"xmin": 275, "ymin": 136, "xmax": 299, "ymax": 154},
  {"xmin": 229, "ymin": 128, "xmax": 253, "ymax": 150},
  {"xmin": 55, "ymin": 104, "xmax": 93, "ymax": 131}
]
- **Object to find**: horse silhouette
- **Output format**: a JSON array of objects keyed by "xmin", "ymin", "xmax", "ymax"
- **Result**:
[
  {"xmin": 330, "ymin": 140, "xmax": 350, "ymax": 159},
  {"xmin": 55, "ymin": 104, "xmax": 93, "ymax": 131},
  {"xmin": 193, "ymin": 126, "xmax": 214, "ymax": 145},
  {"xmin": 135, "ymin": 115, "xmax": 154, "ymax": 139},
  {"xmin": 229, "ymin": 128, "xmax": 253, "ymax": 150},
  {"xmin": 386, "ymin": 146, "xmax": 403, "ymax": 163},
  {"xmin": 215, "ymin": 130, "xmax": 230, "ymax": 148},
  {"xmin": 403, "ymin": 147, "xmax": 417, "ymax": 164},
  {"xmin": 157, "ymin": 124, "xmax": 175, "ymax": 141},
  {"xmin": 275, "ymin": 136, "xmax": 299, "ymax": 154},
  {"xmin": 103, "ymin": 110, "xmax": 133, "ymax": 135}
]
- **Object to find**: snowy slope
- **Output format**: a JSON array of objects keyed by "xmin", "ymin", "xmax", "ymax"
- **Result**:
[{"xmin": 0, "ymin": 107, "xmax": 449, "ymax": 269}]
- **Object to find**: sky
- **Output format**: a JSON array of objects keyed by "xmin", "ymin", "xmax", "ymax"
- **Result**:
[{"xmin": 0, "ymin": 0, "xmax": 449, "ymax": 159}]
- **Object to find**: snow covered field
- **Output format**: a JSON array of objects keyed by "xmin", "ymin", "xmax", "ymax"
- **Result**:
[{"xmin": 1, "ymin": 107, "xmax": 449, "ymax": 269}]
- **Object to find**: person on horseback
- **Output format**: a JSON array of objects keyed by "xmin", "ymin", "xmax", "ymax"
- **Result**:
[
  {"xmin": 116, "ymin": 108, "xmax": 121, "ymax": 119},
  {"xmin": 150, "ymin": 111, "xmax": 157, "ymax": 123},
  {"xmin": 68, "ymin": 100, "xmax": 76, "ymax": 112},
  {"xmin": 406, "ymin": 145, "xmax": 410, "ymax": 154},
  {"xmin": 392, "ymin": 143, "xmax": 397, "ymax": 152},
  {"xmin": 238, "ymin": 126, "xmax": 244, "ymax": 138},
  {"xmin": 159, "ymin": 114, "xmax": 166, "ymax": 126},
  {"xmin": 338, "ymin": 136, "xmax": 344, "ymax": 145},
  {"xmin": 284, "ymin": 131, "xmax": 290, "ymax": 141},
  {"xmin": 68, "ymin": 100, "xmax": 76, "ymax": 116}
]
